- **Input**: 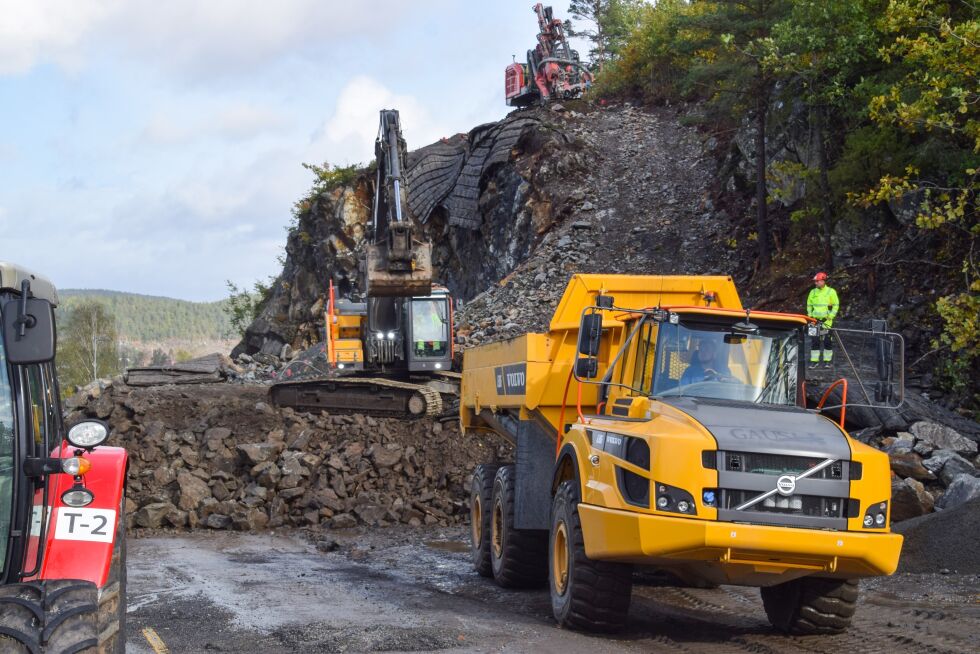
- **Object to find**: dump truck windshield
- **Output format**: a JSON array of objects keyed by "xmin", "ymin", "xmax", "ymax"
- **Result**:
[
  {"xmin": 411, "ymin": 298, "xmax": 449, "ymax": 358},
  {"xmin": 0, "ymin": 321, "xmax": 14, "ymax": 573},
  {"xmin": 646, "ymin": 321, "xmax": 800, "ymax": 406}
]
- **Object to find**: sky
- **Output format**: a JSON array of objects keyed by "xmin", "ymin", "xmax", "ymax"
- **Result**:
[{"xmin": 0, "ymin": 1, "xmax": 585, "ymax": 301}]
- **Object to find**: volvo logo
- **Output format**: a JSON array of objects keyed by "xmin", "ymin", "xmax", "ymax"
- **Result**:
[{"xmin": 776, "ymin": 475, "xmax": 796, "ymax": 496}]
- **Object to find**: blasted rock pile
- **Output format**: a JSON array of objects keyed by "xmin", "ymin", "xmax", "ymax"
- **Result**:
[{"xmin": 66, "ymin": 381, "xmax": 506, "ymax": 532}]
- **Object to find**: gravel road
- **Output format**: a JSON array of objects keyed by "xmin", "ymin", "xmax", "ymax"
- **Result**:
[{"xmin": 126, "ymin": 527, "xmax": 979, "ymax": 654}]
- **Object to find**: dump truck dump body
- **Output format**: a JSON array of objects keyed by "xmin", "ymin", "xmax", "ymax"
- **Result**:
[{"xmin": 461, "ymin": 274, "xmax": 901, "ymax": 633}]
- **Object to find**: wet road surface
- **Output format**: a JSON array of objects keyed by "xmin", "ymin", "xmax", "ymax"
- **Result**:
[{"xmin": 126, "ymin": 528, "xmax": 980, "ymax": 653}]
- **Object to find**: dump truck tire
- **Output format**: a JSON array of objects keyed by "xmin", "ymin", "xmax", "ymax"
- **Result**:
[
  {"xmin": 761, "ymin": 577, "xmax": 859, "ymax": 635},
  {"xmin": 470, "ymin": 463, "xmax": 501, "ymax": 577},
  {"xmin": 97, "ymin": 497, "xmax": 127, "ymax": 653},
  {"xmin": 490, "ymin": 465, "xmax": 548, "ymax": 588},
  {"xmin": 0, "ymin": 579, "xmax": 100, "ymax": 653},
  {"xmin": 550, "ymin": 480, "xmax": 633, "ymax": 632}
]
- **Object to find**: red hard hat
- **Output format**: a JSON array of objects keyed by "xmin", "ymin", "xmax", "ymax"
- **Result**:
[{"xmin": 813, "ymin": 272, "xmax": 828, "ymax": 281}]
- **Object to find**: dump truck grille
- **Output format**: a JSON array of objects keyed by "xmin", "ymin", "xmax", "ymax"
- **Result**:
[
  {"xmin": 724, "ymin": 452, "xmax": 844, "ymax": 480},
  {"xmin": 720, "ymin": 490, "xmax": 846, "ymax": 519},
  {"xmin": 712, "ymin": 450, "xmax": 853, "ymax": 530}
]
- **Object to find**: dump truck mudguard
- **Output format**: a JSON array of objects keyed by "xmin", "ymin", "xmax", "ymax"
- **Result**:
[{"xmin": 36, "ymin": 444, "xmax": 128, "ymax": 588}]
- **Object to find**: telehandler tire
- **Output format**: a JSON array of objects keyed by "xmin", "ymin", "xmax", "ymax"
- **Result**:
[
  {"xmin": 97, "ymin": 497, "xmax": 127, "ymax": 653},
  {"xmin": 550, "ymin": 480, "xmax": 633, "ymax": 632},
  {"xmin": 489, "ymin": 465, "xmax": 548, "ymax": 588},
  {"xmin": 761, "ymin": 576, "xmax": 859, "ymax": 635},
  {"xmin": 0, "ymin": 579, "xmax": 100, "ymax": 653},
  {"xmin": 470, "ymin": 463, "xmax": 501, "ymax": 577}
]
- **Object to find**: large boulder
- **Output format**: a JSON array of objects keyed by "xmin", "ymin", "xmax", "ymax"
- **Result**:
[
  {"xmin": 911, "ymin": 422, "xmax": 978, "ymax": 457},
  {"xmin": 135, "ymin": 501, "xmax": 177, "ymax": 528},
  {"xmin": 890, "ymin": 477, "xmax": 931, "ymax": 522},
  {"xmin": 937, "ymin": 474, "xmax": 980, "ymax": 511},
  {"xmin": 923, "ymin": 450, "xmax": 979, "ymax": 486},
  {"xmin": 177, "ymin": 472, "xmax": 213, "ymax": 511},
  {"xmin": 887, "ymin": 452, "xmax": 935, "ymax": 481}
]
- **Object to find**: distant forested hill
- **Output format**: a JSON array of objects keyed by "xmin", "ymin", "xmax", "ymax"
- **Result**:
[{"xmin": 58, "ymin": 289, "xmax": 232, "ymax": 343}]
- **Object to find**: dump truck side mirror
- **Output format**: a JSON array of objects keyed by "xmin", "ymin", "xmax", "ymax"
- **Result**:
[
  {"xmin": 577, "ymin": 313, "xmax": 601, "ymax": 356},
  {"xmin": 575, "ymin": 356, "xmax": 598, "ymax": 379},
  {"xmin": 2, "ymin": 297, "xmax": 56, "ymax": 365}
]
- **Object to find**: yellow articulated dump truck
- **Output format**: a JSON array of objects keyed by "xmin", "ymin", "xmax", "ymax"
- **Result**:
[{"xmin": 461, "ymin": 274, "xmax": 902, "ymax": 634}]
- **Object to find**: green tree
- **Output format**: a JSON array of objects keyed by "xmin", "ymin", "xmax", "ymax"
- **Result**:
[
  {"xmin": 565, "ymin": 0, "xmax": 646, "ymax": 67},
  {"xmin": 858, "ymin": 0, "xmax": 980, "ymax": 394},
  {"xmin": 681, "ymin": 0, "xmax": 793, "ymax": 272},
  {"xmin": 56, "ymin": 301, "xmax": 121, "ymax": 392},
  {"xmin": 763, "ymin": 0, "xmax": 883, "ymax": 269},
  {"xmin": 224, "ymin": 280, "xmax": 271, "ymax": 338}
]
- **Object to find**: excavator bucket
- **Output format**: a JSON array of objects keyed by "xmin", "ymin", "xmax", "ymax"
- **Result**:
[{"xmin": 365, "ymin": 240, "xmax": 432, "ymax": 297}]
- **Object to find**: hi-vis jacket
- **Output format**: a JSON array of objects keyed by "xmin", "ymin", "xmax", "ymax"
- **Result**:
[{"xmin": 807, "ymin": 286, "xmax": 840, "ymax": 326}]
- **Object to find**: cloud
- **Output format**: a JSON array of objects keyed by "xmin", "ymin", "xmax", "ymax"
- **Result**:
[
  {"xmin": 0, "ymin": 0, "xmax": 432, "ymax": 80},
  {"xmin": 310, "ymin": 76, "xmax": 448, "ymax": 166},
  {"xmin": 140, "ymin": 103, "xmax": 287, "ymax": 146},
  {"xmin": 0, "ymin": 0, "xmax": 115, "ymax": 75}
]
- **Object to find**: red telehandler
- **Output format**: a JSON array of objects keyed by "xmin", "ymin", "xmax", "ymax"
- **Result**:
[
  {"xmin": 505, "ymin": 3, "xmax": 593, "ymax": 107},
  {"xmin": 0, "ymin": 262, "xmax": 127, "ymax": 653}
]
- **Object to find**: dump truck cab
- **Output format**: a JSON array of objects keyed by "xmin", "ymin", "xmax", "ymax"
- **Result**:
[{"xmin": 462, "ymin": 274, "xmax": 902, "ymax": 635}]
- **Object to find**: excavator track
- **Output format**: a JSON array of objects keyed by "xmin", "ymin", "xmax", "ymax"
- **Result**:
[{"xmin": 269, "ymin": 376, "xmax": 455, "ymax": 420}]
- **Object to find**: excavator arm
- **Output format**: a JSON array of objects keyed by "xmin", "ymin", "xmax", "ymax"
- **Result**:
[{"xmin": 366, "ymin": 109, "xmax": 432, "ymax": 297}]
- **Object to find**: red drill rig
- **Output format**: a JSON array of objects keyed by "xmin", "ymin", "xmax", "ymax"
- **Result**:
[{"xmin": 505, "ymin": 3, "xmax": 594, "ymax": 107}]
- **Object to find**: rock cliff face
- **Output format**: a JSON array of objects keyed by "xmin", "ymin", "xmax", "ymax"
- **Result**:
[
  {"xmin": 235, "ymin": 101, "xmax": 738, "ymax": 358},
  {"xmin": 234, "ymin": 109, "xmax": 579, "ymax": 358}
]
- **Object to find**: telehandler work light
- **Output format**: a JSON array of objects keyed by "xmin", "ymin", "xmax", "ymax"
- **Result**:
[{"xmin": 67, "ymin": 420, "xmax": 109, "ymax": 449}]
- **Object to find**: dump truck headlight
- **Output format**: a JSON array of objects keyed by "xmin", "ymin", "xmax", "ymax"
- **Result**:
[
  {"xmin": 61, "ymin": 487, "xmax": 94, "ymax": 507},
  {"xmin": 863, "ymin": 500, "xmax": 888, "ymax": 528},
  {"xmin": 702, "ymin": 490, "xmax": 716, "ymax": 506},
  {"xmin": 655, "ymin": 482, "xmax": 697, "ymax": 516},
  {"xmin": 337, "ymin": 363, "xmax": 346, "ymax": 369},
  {"xmin": 375, "ymin": 332, "xmax": 384, "ymax": 340},
  {"xmin": 387, "ymin": 331, "xmax": 396, "ymax": 340}
]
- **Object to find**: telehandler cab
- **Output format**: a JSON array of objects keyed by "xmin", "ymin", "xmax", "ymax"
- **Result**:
[
  {"xmin": 0, "ymin": 262, "xmax": 127, "ymax": 653},
  {"xmin": 462, "ymin": 274, "xmax": 903, "ymax": 634}
]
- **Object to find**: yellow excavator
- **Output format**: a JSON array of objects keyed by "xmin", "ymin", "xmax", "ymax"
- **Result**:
[
  {"xmin": 270, "ymin": 110, "xmax": 458, "ymax": 418},
  {"xmin": 461, "ymin": 274, "xmax": 903, "ymax": 634}
]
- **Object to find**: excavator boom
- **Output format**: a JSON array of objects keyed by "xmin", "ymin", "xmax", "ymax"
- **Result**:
[{"xmin": 365, "ymin": 109, "xmax": 432, "ymax": 297}]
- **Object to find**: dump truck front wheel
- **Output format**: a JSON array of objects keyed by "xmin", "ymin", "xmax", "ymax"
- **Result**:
[
  {"xmin": 550, "ymin": 480, "xmax": 633, "ymax": 632},
  {"xmin": 489, "ymin": 465, "xmax": 548, "ymax": 588},
  {"xmin": 761, "ymin": 576, "xmax": 859, "ymax": 635},
  {"xmin": 470, "ymin": 463, "xmax": 501, "ymax": 577}
]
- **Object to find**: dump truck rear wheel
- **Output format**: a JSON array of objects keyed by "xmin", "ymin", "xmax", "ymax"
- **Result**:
[
  {"xmin": 489, "ymin": 465, "xmax": 548, "ymax": 588},
  {"xmin": 550, "ymin": 480, "xmax": 633, "ymax": 632},
  {"xmin": 0, "ymin": 579, "xmax": 100, "ymax": 653},
  {"xmin": 761, "ymin": 577, "xmax": 859, "ymax": 635},
  {"xmin": 470, "ymin": 464, "xmax": 501, "ymax": 577}
]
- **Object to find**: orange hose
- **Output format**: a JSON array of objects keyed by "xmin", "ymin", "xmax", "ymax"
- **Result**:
[{"xmin": 816, "ymin": 378, "xmax": 848, "ymax": 429}]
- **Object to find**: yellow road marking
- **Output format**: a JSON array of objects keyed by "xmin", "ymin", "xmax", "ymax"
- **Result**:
[{"xmin": 142, "ymin": 627, "xmax": 170, "ymax": 654}]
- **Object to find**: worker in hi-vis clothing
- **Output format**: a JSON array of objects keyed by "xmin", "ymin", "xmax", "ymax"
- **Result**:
[{"xmin": 806, "ymin": 272, "xmax": 839, "ymax": 368}]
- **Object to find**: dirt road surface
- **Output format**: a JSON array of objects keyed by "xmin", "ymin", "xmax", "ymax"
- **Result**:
[{"xmin": 126, "ymin": 528, "xmax": 979, "ymax": 653}]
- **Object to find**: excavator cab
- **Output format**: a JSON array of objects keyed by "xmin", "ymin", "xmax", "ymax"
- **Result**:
[{"xmin": 406, "ymin": 289, "xmax": 453, "ymax": 372}]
